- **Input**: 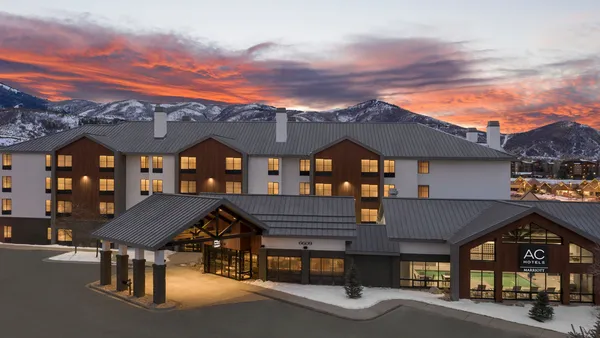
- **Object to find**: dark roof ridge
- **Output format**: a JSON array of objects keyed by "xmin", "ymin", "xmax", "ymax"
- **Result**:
[
  {"xmin": 494, "ymin": 200, "xmax": 532, "ymax": 208},
  {"xmin": 199, "ymin": 192, "xmax": 356, "ymax": 200}
]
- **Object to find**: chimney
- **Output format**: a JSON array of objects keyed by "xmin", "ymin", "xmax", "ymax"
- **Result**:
[
  {"xmin": 275, "ymin": 107, "xmax": 287, "ymax": 142},
  {"xmin": 154, "ymin": 105, "xmax": 167, "ymax": 138},
  {"xmin": 466, "ymin": 128, "xmax": 478, "ymax": 143},
  {"xmin": 486, "ymin": 121, "xmax": 501, "ymax": 151}
]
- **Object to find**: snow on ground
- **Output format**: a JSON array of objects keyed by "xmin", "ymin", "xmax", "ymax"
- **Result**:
[
  {"xmin": 246, "ymin": 281, "xmax": 597, "ymax": 334},
  {"xmin": 47, "ymin": 249, "xmax": 175, "ymax": 264}
]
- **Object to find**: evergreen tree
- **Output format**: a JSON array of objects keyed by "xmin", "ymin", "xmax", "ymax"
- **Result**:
[
  {"xmin": 569, "ymin": 311, "xmax": 600, "ymax": 338},
  {"xmin": 529, "ymin": 291, "xmax": 554, "ymax": 322},
  {"xmin": 344, "ymin": 263, "xmax": 363, "ymax": 299}
]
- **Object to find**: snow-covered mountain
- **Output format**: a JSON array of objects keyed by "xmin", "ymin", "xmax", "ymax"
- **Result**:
[{"xmin": 0, "ymin": 82, "xmax": 48, "ymax": 110}]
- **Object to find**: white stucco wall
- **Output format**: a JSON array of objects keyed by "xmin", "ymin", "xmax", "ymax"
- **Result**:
[
  {"xmin": 248, "ymin": 156, "xmax": 282, "ymax": 194},
  {"xmin": 149, "ymin": 155, "xmax": 175, "ymax": 194},
  {"xmin": 384, "ymin": 160, "xmax": 418, "ymax": 198},
  {"xmin": 398, "ymin": 241, "xmax": 450, "ymax": 255},
  {"xmin": 125, "ymin": 155, "xmax": 150, "ymax": 209},
  {"xmin": 262, "ymin": 237, "xmax": 346, "ymax": 251},
  {"xmin": 281, "ymin": 158, "xmax": 309, "ymax": 195},
  {"xmin": 0, "ymin": 153, "xmax": 50, "ymax": 219}
]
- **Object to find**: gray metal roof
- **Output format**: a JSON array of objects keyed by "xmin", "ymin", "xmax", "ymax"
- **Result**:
[
  {"xmin": 346, "ymin": 225, "xmax": 401, "ymax": 255},
  {"xmin": 4, "ymin": 121, "xmax": 514, "ymax": 159}
]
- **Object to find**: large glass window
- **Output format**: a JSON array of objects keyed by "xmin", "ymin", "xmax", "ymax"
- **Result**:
[
  {"xmin": 315, "ymin": 159, "xmax": 332, "ymax": 173},
  {"xmin": 360, "ymin": 209, "xmax": 378, "ymax": 223},
  {"xmin": 384, "ymin": 184, "xmax": 395, "ymax": 197},
  {"xmin": 570, "ymin": 243, "xmax": 594, "ymax": 263},
  {"xmin": 315, "ymin": 183, "xmax": 332, "ymax": 196},
  {"xmin": 57, "ymin": 178, "xmax": 72, "ymax": 192},
  {"xmin": 57, "ymin": 155, "xmax": 72, "ymax": 169},
  {"xmin": 570, "ymin": 273, "xmax": 594, "ymax": 303},
  {"xmin": 299, "ymin": 159, "xmax": 310, "ymax": 175},
  {"xmin": 267, "ymin": 256, "xmax": 302, "ymax": 283},
  {"xmin": 180, "ymin": 180, "xmax": 197, "ymax": 194},
  {"xmin": 470, "ymin": 241, "xmax": 495, "ymax": 261},
  {"xmin": 400, "ymin": 261, "xmax": 451, "ymax": 289},
  {"xmin": 99, "ymin": 202, "xmax": 115, "ymax": 217},
  {"xmin": 140, "ymin": 156, "xmax": 149, "ymax": 172},
  {"xmin": 502, "ymin": 223, "xmax": 562, "ymax": 245},
  {"xmin": 152, "ymin": 156, "xmax": 163, "ymax": 173},
  {"xmin": 502, "ymin": 272, "xmax": 561, "ymax": 301},
  {"xmin": 361, "ymin": 184, "xmax": 378, "ymax": 198},
  {"xmin": 384, "ymin": 160, "xmax": 395, "ymax": 177},
  {"xmin": 226, "ymin": 181, "xmax": 242, "ymax": 194},
  {"xmin": 99, "ymin": 179, "xmax": 114, "ymax": 194},
  {"xmin": 310, "ymin": 258, "xmax": 345, "ymax": 285},
  {"xmin": 99, "ymin": 155, "xmax": 114, "ymax": 170},
  {"xmin": 57, "ymin": 229, "xmax": 73, "ymax": 245},
  {"xmin": 299, "ymin": 182, "xmax": 310, "ymax": 195},
  {"xmin": 225, "ymin": 157, "xmax": 242, "ymax": 173},
  {"xmin": 152, "ymin": 179, "xmax": 163, "ymax": 193},
  {"xmin": 140, "ymin": 179, "xmax": 149, "ymax": 195},
  {"xmin": 57, "ymin": 201, "xmax": 72, "ymax": 215},
  {"xmin": 180, "ymin": 157, "xmax": 197, "ymax": 171},
  {"xmin": 267, "ymin": 182, "xmax": 279, "ymax": 195},
  {"xmin": 361, "ymin": 159, "xmax": 378, "ymax": 174},
  {"xmin": 268, "ymin": 158, "xmax": 279, "ymax": 175},
  {"xmin": 470, "ymin": 270, "xmax": 495, "ymax": 299}
]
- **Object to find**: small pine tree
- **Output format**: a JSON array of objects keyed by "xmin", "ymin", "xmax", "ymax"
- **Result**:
[
  {"xmin": 529, "ymin": 291, "xmax": 554, "ymax": 322},
  {"xmin": 344, "ymin": 263, "xmax": 363, "ymax": 299}
]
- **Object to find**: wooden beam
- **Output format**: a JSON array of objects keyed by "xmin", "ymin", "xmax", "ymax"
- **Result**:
[
  {"xmin": 164, "ymin": 232, "xmax": 255, "ymax": 246},
  {"xmin": 218, "ymin": 219, "xmax": 240, "ymax": 237}
]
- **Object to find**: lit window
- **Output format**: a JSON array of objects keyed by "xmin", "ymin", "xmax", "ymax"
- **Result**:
[
  {"xmin": 99, "ymin": 179, "xmax": 114, "ymax": 192},
  {"xmin": 268, "ymin": 158, "xmax": 279, "ymax": 175},
  {"xmin": 361, "ymin": 159, "xmax": 378, "ymax": 173},
  {"xmin": 140, "ymin": 156, "xmax": 149, "ymax": 172},
  {"xmin": 57, "ymin": 229, "xmax": 72, "ymax": 242},
  {"xmin": 315, "ymin": 183, "xmax": 332, "ymax": 196},
  {"xmin": 45, "ymin": 155, "xmax": 52, "ymax": 169},
  {"xmin": 2, "ymin": 176, "xmax": 11, "ymax": 192},
  {"xmin": 47, "ymin": 227, "xmax": 52, "ymax": 241},
  {"xmin": 384, "ymin": 160, "xmax": 395, "ymax": 176},
  {"xmin": 268, "ymin": 182, "xmax": 279, "ymax": 195},
  {"xmin": 418, "ymin": 160, "xmax": 430, "ymax": 174},
  {"xmin": 140, "ymin": 179, "xmax": 149, "ymax": 195},
  {"xmin": 180, "ymin": 157, "xmax": 197, "ymax": 170},
  {"xmin": 361, "ymin": 184, "xmax": 378, "ymax": 198},
  {"xmin": 99, "ymin": 202, "xmax": 115, "ymax": 216},
  {"xmin": 57, "ymin": 178, "xmax": 72, "ymax": 191},
  {"xmin": 570, "ymin": 243, "xmax": 594, "ymax": 264},
  {"xmin": 3, "ymin": 225, "xmax": 11, "ymax": 240},
  {"xmin": 180, "ymin": 180, "xmax": 197, "ymax": 194},
  {"xmin": 152, "ymin": 179, "xmax": 163, "ymax": 193},
  {"xmin": 299, "ymin": 159, "xmax": 310, "ymax": 174},
  {"xmin": 315, "ymin": 159, "xmax": 332, "ymax": 172},
  {"xmin": 418, "ymin": 185, "xmax": 429, "ymax": 198},
  {"xmin": 2, "ymin": 154, "xmax": 11, "ymax": 169},
  {"xmin": 299, "ymin": 182, "xmax": 310, "ymax": 195},
  {"xmin": 152, "ymin": 156, "xmax": 163, "ymax": 173},
  {"xmin": 99, "ymin": 155, "xmax": 114, "ymax": 169},
  {"xmin": 45, "ymin": 200, "xmax": 51, "ymax": 216},
  {"xmin": 384, "ymin": 184, "xmax": 396, "ymax": 197},
  {"xmin": 1, "ymin": 198, "xmax": 10, "ymax": 214},
  {"xmin": 226, "ymin": 181, "xmax": 242, "ymax": 194},
  {"xmin": 360, "ymin": 209, "xmax": 378, "ymax": 223},
  {"xmin": 225, "ymin": 157, "xmax": 242, "ymax": 171},
  {"xmin": 45, "ymin": 177, "xmax": 52, "ymax": 192},
  {"xmin": 57, "ymin": 201, "xmax": 72, "ymax": 214},
  {"xmin": 57, "ymin": 155, "xmax": 72, "ymax": 168},
  {"xmin": 470, "ymin": 241, "xmax": 495, "ymax": 261}
]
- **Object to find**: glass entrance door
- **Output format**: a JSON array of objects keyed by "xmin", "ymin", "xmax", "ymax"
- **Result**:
[{"xmin": 204, "ymin": 246, "xmax": 254, "ymax": 280}]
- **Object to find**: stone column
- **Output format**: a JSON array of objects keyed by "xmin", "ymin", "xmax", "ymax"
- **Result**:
[
  {"xmin": 153, "ymin": 250, "xmax": 166, "ymax": 304},
  {"xmin": 116, "ymin": 244, "xmax": 129, "ymax": 291},
  {"xmin": 133, "ymin": 248, "xmax": 146, "ymax": 297},
  {"xmin": 100, "ymin": 241, "xmax": 112, "ymax": 286}
]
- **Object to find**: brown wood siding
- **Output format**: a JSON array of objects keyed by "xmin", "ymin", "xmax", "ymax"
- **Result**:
[
  {"xmin": 459, "ymin": 213, "xmax": 599, "ymax": 304},
  {"xmin": 313, "ymin": 140, "xmax": 380, "ymax": 220},
  {"xmin": 179, "ymin": 139, "xmax": 242, "ymax": 193},
  {"xmin": 55, "ymin": 137, "xmax": 114, "ymax": 218}
]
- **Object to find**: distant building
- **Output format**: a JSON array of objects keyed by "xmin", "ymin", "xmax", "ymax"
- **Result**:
[
  {"xmin": 559, "ymin": 160, "xmax": 599, "ymax": 180},
  {"xmin": 511, "ymin": 159, "xmax": 556, "ymax": 178}
]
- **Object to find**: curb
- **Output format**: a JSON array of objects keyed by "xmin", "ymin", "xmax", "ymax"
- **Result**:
[{"xmin": 87, "ymin": 282, "xmax": 179, "ymax": 312}]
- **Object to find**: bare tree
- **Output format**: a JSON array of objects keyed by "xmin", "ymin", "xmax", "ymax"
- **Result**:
[{"xmin": 55, "ymin": 202, "xmax": 110, "ymax": 254}]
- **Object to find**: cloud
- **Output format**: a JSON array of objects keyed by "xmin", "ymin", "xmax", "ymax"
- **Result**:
[{"xmin": 0, "ymin": 12, "xmax": 599, "ymax": 132}]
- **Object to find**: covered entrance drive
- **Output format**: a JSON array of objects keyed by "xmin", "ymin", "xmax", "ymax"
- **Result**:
[{"xmin": 91, "ymin": 194, "xmax": 267, "ymax": 304}]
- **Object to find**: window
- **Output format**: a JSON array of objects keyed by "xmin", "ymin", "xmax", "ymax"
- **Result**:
[
  {"xmin": 299, "ymin": 159, "xmax": 310, "ymax": 176},
  {"xmin": 1, "ymin": 199, "xmax": 10, "ymax": 215},
  {"xmin": 315, "ymin": 159, "xmax": 332, "ymax": 175},
  {"xmin": 418, "ymin": 185, "xmax": 429, "ymax": 198},
  {"xmin": 299, "ymin": 182, "xmax": 310, "ymax": 195},
  {"xmin": 400, "ymin": 261, "xmax": 451, "ymax": 289},
  {"xmin": 3, "ymin": 225, "xmax": 11, "ymax": 242},
  {"xmin": 45, "ymin": 155, "xmax": 51, "ymax": 170},
  {"xmin": 180, "ymin": 180, "xmax": 197, "ymax": 194},
  {"xmin": 99, "ymin": 202, "xmax": 115, "ymax": 217},
  {"xmin": 418, "ymin": 160, "xmax": 429, "ymax": 174},
  {"xmin": 2, "ymin": 154, "xmax": 11, "ymax": 170},
  {"xmin": 470, "ymin": 241, "xmax": 495, "ymax": 261},
  {"xmin": 226, "ymin": 181, "xmax": 242, "ymax": 194},
  {"xmin": 152, "ymin": 179, "xmax": 163, "ymax": 193},
  {"xmin": 570, "ymin": 273, "xmax": 594, "ymax": 303},
  {"xmin": 99, "ymin": 179, "xmax": 114, "ymax": 194},
  {"xmin": 268, "ymin": 158, "xmax": 279, "ymax": 175},
  {"xmin": 470, "ymin": 270, "xmax": 494, "ymax": 299},
  {"xmin": 361, "ymin": 159, "xmax": 378, "ymax": 176},
  {"xmin": 99, "ymin": 155, "xmax": 114, "ymax": 171},
  {"xmin": 140, "ymin": 156, "xmax": 149, "ymax": 173},
  {"xmin": 57, "ymin": 229, "xmax": 73, "ymax": 244},
  {"xmin": 570, "ymin": 244, "xmax": 593, "ymax": 263},
  {"xmin": 45, "ymin": 200, "xmax": 51, "ymax": 216},
  {"xmin": 225, "ymin": 157, "xmax": 242, "ymax": 174},
  {"xmin": 384, "ymin": 160, "xmax": 395, "ymax": 177},
  {"xmin": 310, "ymin": 258, "xmax": 345, "ymax": 285},
  {"xmin": 140, "ymin": 179, "xmax": 149, "ymax": 195},
  {"xmin": 268, "ymin": 182, "xmax": 279, "ymax": 195},
  {"xmin": 180, "ymin": 156, "xmax": 196, "ymax": 172},
  {"xmin": 152, "ymin": 156, "xmax": 163, "ymax": 173},
  {"xmin": 57, "ymin": 201, "xmax": 72, "ymax": 216},
  {"xmin": 315, "ymin": 183, "xmax": 332, "ymax": 196},
  {"xmin": 2, "ymin": 176, "xmax": 11, "ymax": 192},
  {"xmin": 502, "ymin": 223, "xmax": 562, "ymax": 245},
  {"xmin": 361, "ymin": 208, "xmax": 378, "ymax": 223},
  {"xmin": 47, "ymin": 227, "xmax": 52, "ymax": 243},
  {"xmin": 267, "ymin": 256, "xmax": 302, "ymax": 283},
  {"xmin": 45, "ymin": 177, "xmax": 51, "ymax": 193},
  {"xmin": 502, "ymin": 272, "xmax": 561, "ymax": 301},
  {"xmin": 57, "ymin": 178, "xmax": 72, "ymax": 193},
  {"xmin": 384, "ymin": 184, "xmax": 396, "ymax": 197},
  {"xmin": 57, "ymin": 155, "xmax": 72, "ymax": 170},
  {"xmin": 361, "ymin": 184, "xmax": 378, "ymax": 200}
]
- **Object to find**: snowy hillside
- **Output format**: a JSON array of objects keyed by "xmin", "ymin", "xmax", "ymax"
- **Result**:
[{"xmin": 0, "ymin": 82, "xmax": 48, "ymax": 110}]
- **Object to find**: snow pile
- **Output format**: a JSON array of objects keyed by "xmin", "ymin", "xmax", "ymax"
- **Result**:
[{"xmin": 246, "ymin": 281, "xmax": 597, "ymax": 334}]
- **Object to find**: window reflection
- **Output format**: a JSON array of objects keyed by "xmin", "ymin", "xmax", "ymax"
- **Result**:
[{"xmin": 400, "ymin": 261, "xmax": 451, "ymax": 289}]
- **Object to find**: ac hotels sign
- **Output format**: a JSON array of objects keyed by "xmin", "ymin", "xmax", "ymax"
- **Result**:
[{"xmin": 519, "ymin": 244, "xmax": 549, "ymax": 273}]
